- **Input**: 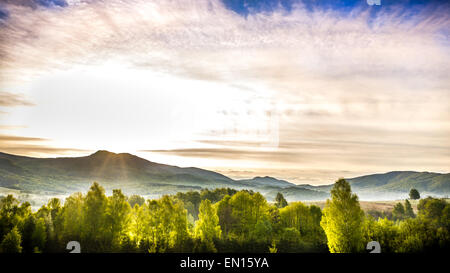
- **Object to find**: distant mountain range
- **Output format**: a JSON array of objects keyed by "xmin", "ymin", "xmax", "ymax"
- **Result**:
[{"xmin": 0, "ymin": 151, "xmax": 449, "ymax": 204}]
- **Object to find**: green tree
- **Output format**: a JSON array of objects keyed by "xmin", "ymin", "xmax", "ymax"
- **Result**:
[
  {"xmin": 0, "ymin": 194, "xmax": 19, "ymax": 241},
  {"xmin": 194, "ymin": 200, "xmax": 221, "ymax": 252},
  {"xmin": 277, "ymin": 227, "xmax": 303, "ymax": 252},
  {"xmin": 142, "ymin": 196, "xmax": 190, "ymax": 253},
  {"xmin": 129, "ymin": 204, "xmax": 146, "ymax": 246},
  {"xmin": 362, "ymin": 216, "xmax": 399, "ymax": 253},
  {"xmin": 59, "ymin": 192, "xmax": 84, "ymax": 244},
  {"xmin": 417, "ymin": 197, "xmax": 447, "ymax": 225},
  {"xmin": 228, "ymin": 191, "xmax": 269, "ymax": 239},
  {"xmin": 320, "ymin": 178, "xmax": 364, "ymax": 253},
  {"xmin": 404, "ymin": 199, "xmax": 415, "ymax": 218},
  {"xmin": 275, "ymin": 192, "xmax": 288, "ymax": 208},
  {"xmin": 32, "ymin": 218, "xmax": 47, "ymax": 252},
  {"xmin": 106, "ymin": 189, "xmax": 131, "ymax": 249},
  {"xmin": 216, "ymin": 195, "xmax": 235, "ymax": 238},
  {"xmin": 20, "ymin": 215, "xmax": 36, "ymax": 253},
  {"xmin": 82, "ymin": 182, "xmax": 108, "ymax": 251},
  {"xmin": 128, "ymin": 195, "xmax": 145, "ymax": 208},
  {"xmin": 409, "ymin": 188, "xmax": 420, "ymax": 200},
  {"xmin": 0, "ymin": 226, "xmax": 22, "ymax": 253},
  {"xmin": 392, "ymin": 202, "xmax": 405, "ymax": 220}
]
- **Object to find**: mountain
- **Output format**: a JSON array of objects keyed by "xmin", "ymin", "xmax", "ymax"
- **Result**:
[
  {"xmin": 238, "ymin": 176, "xmax": 295, "ymax": 188},
  {"xmin": 346, "ymin": 171, "xmax": 450, "ymax": 199},
  {"xmin": 236, "ymin": 176, "xmax": 329, "ymax": 201},
  {"xmin": 0, "ymin": 150, "xmax": 234, "ymax": 195},
  {"xmin": 304, "ymin": 171, "xmax": 450, "ymax": 200},
  {"xmin": 0, "ymin": 150, "xmax": 327, "ymax": 200},
  {"xmin": 0, "ymin": 151, "xmax": 448, "ymax": 206}
]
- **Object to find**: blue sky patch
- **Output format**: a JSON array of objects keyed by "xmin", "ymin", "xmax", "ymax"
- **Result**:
[
  {"xmin": 0, "ymin": 6, "xmax": 9, "ymax": 20},
  {"xmin": 36, "ymin": 0, "xmax": 68, "ymax": 8},
  {"xmin": 222, "ymin": 0, "xmax": 449, "ymax": 17}
]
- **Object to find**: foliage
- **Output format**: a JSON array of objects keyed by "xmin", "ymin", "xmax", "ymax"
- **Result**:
[
  {"xmin": 128, "ymin": 195, "xmax": 145, "ymax": 208},
  {"xmin": 320, "ymin": 178, "xmax": 365, "ymax": 253},
  {"xmin": 392, "ymin": 202, "xmax": 405, "ymax": 221},
  {"xmin": 275, "ymin": 193, "xmax": 288, "ymax": 208},
  {"xmin": 0, "ymin": 182, "xmax": 448, "ymax": 253},
  {"xmin": 409, "ymin": 188, "xmax": 420, "ymax": 200},
  {"xmin": 0, "ymin": 226, "xmax": 22, "ymax": 253},
  {"xmin": 194, "ymin": 200, "xmax": 221, "ymax": 252},
  {"xmin": 404, "ymin": 199, "xmax": 415, "ymax": 218}
]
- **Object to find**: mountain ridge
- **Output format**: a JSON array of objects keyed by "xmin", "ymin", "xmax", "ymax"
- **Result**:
[{"xmin": 0, "ymin": 150, "xmax": 448, "ymax": 203}]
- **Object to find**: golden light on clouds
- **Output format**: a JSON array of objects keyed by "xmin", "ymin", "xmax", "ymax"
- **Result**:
[{"xmin": 0, "ymin": 0, "xmax": 449, "ymax": 184}]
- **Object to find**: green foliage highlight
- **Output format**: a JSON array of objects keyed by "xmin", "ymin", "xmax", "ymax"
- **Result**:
[{"xmin": 320, "ymin": 178, "xmax": 364, "ymax": 253}]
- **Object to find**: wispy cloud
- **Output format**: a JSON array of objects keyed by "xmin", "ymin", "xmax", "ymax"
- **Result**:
[
  {"xmin": 0, "ymin": 133, "xmax": 89, "ymax": 156},
  {"xmin": 0, "ymin": 145, "xmax": 88, "ymax": 156},
  {"xmin": 0, "ymin": 91, "xmax": 34, "ymax": 106},
  {"xmin": 0, "ymin": 134, "xmax": 45, "ymax": 141}
]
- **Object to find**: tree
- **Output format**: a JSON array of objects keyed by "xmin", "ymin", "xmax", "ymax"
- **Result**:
[
  {"xmin": 228, "ymin": 191, "xmax": 269, "ymax": 239},
  {"xmin": 59, "ymin": 192, "xmax": 84, "ymax": 243},
  {"xmin": 392, "ymin": 202, "xmax": 405, "ymax": 220},
  {"xmin": 275, "ymin": 193, "xmax": 288, "ymax": 208},
  {"xmin": 32, "ymin": 218, "xmax": 47, "ymax": 252},
  {"xmin": 404, "ymin": 199, "xmax": 415, "ymax": 218},
  {"xmin": 320, "ymin": 178, "xmax": 364, "ymax": 253},
  {"xmin": 0, "ymin": 194, "xmax": 19, "ymax": 241},
  {"xmin": 216, "ymin": 195, "xmax": 235, "ymax": 238},
  {"xmin": 106, "ymin": 189, "xmax": 131, "ymax": 249},
  {"xmin": 417, "ymin": 197, "xmax": 447, "ymax": 225},
  {"xmin": 128, "ymin": 195, "xmax": 145, "ymax": 208},
  {"xmin": 20, "ymin": 215, "xmax": 37, "ymax": 253},
  {"xmin": 409, "ymin": 189, "xmax": 420, "ymax": 200},
  {"xmin": 194, "ymin": 200, "xmax": 221, "ymax": 252},
  {"xmin": 143, "ymin": 196, "xmax": 190, "ymax": 253},
  {"xmin": 277, "ymin": 227, "xmax": 303, "ymax": 252},
  {"xmin": 82, "ymin": 182, "xmax": 108, "ymax": 251},
  {"xmin": 0, "ymin": 226, "xmax": 22, "ymax": 253},
  {"xmin": 362, "ymin": 216, "xmax": 399, "ymax": 253}
]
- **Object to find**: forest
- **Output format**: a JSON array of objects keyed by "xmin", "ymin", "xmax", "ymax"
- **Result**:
[{"xmin": 0, "ymin": 179, "xmax": 448, "ymax": 253}]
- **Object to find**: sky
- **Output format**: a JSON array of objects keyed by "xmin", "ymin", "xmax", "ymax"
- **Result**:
[{"xmin": 0, "ymin": 0, "xmax": 449, "ymax": 185}]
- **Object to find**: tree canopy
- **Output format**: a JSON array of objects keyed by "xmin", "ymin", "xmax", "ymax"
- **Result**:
[{"xmin": 0, "ymin": 182, "xmax": 448, "ymax": 253}]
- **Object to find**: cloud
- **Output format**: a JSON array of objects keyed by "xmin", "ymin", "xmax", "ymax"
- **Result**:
[
  {"xmin": 143, "ymin": 148, "xmax": 297, "ymax": 162},
  {"xmin": 0, "ymin": 134, "xmax": 89, "ymax": 156},
  {"xmin": 0, "ymin": 91, "xmax": 34, "ymax": 106},
  {"xmin": 0, "ymin": 134, "xmax": 46, "ymax": 141},
  {"xmin": 0, "ymin": 145, "xmax": 88, "ymax": 155},
  {"xmin": 0, "ymin": 0, "xmax": 447, "ymax": 77}
]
